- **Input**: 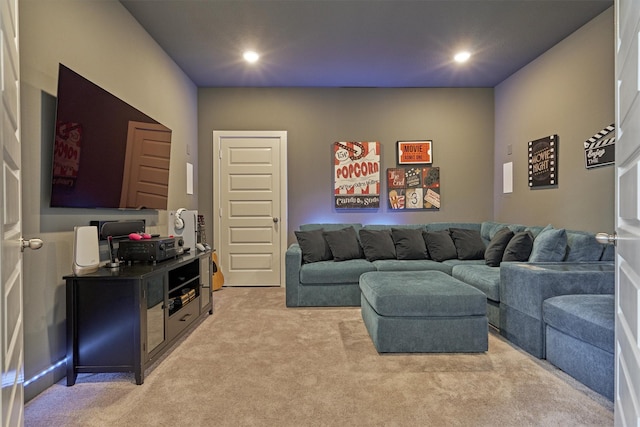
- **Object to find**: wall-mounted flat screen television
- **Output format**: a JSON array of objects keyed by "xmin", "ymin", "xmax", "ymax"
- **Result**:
[{"xmin": 50, "ymin": 64, "xmax": 172, "ymax": 210}]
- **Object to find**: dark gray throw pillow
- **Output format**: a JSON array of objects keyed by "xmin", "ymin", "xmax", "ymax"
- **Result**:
[
  {"xmin": 484, "ymin": 227, "xmax": 514, "ymax": 267},
  {"xmin": 423, "ymin": 229, "xmax": 458, "ymax": 262},
  {"xmin": 294, "ymin": 229, "xmax": 332, "ymax": 263},
  {"xmin": 449, "ymin": 228, "xmax": 486, "ymax": 260},
  {"xmin": 391, "ymin": 228, "xmax": 429, "ymax": 260},
  {"xmin": 502, "ymin": 231, "xmax": 534, "ymax": 262},
  {"xmin": 359, "ymin": 229, "xmax": 397, "ymax": 261},
  {"xmin": 322, "ymin": 226, "xmax": 363, "ymax": 261}
]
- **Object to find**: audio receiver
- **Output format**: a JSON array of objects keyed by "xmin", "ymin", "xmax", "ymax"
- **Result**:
[{"xmin": 118, "ymin": 237, "xmax": 179, "ymax": 263}]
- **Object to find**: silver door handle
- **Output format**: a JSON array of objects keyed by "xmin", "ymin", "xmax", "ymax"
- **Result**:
[
  {"xmin": 273, "ymin": 217, "xmax": 279, "ymax": 223},
  {"xmin": 595, "ymin": 232, "xmax": 617, "ymax": 246},
  {"xmin": 20, "ymin": 237, "xmax": 43, "ymax": 252}
]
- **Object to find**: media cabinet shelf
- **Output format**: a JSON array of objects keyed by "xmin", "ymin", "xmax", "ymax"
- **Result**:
[{"xmin": 64, "ymin": 251, "xmax": 213, "ymax": 386}]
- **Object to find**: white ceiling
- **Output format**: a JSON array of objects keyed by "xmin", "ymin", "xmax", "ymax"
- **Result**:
[{"xmin": 120, "ymin": 0, "xmax": 613, "ymax": 88}]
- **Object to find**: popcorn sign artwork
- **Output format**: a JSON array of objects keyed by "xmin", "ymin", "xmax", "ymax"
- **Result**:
[
  {"xmin": 334, "ymin": 141, "xmax": 381, "ymax": 209},
  {"xmin": 387, "ymin": 167, "xmax": 440, "ymax": 210},
  {"xmin": 528, "ymin": 135, "xmax": 558, "ymax": 188}
]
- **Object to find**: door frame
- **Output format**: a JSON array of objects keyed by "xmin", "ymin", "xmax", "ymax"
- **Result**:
[{"xmin": 212, "ymin": 130, "xmax": 288, "ymax": 286}]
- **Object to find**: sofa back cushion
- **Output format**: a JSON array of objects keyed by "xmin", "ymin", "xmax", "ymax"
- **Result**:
[
  {"xmin": 359, "ymin": 229, "xmax": 397, "ymax": 261},
  {"xmin": 484, "ymin": 227, "xmax": 514, "ymax": 267},
  {"xmin": 450, "ymin": 228, "xmax": 486, "ymax": 260},
  {"xmin": 323, "ymin": 226, "xmax": 364, "ymax": 261},
  {"xmin": 391, "ymin": 227, "xmax": 429, "ymax": 260},
  {"xmin": 295, "ymin": 229, "xmax": 333, "ymax": 263},
  {"xmin": 502, "ymin": 231, "xmax": 534, "ymax": 262},
  {"xmin": 424, "ymin": 229, "xmax": 458, "ymax": 262},
  {"xmin": 564, "ymin": 231, "xmax": 606, "ymax": 262},
  {"xmin": 529, "ymin": 227, "xmax": 567, "ymax": 262}
]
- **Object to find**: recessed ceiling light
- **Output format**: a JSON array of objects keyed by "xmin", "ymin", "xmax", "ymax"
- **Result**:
[
  {"xmin": 454, "ymin": 51, "xmax": 471, "ymax": 63},
  {"xmin": 243, "ymin": 51, "xmax": 260, "ymax": 63}
]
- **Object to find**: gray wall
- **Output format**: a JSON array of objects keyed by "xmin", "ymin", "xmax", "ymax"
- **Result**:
[
  {"xmin": 494, "ymin": 7, "xmax": 614, "ymax": 233},
  {"xmin": 198, "ymin": 88, "xmax": 495, "ymax": 245},
  {"xmin": 20, "ymin": 1, "xmax": 198, "ymax": 400}
]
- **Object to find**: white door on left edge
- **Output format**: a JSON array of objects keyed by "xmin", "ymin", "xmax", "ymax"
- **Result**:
[
  {"xmin": 1, "ymin": 0, "xmax": 24, "ymax": 424},
  {"xmin": 213, "ymin": 131, "xmax": 287, "ymax": 287}
]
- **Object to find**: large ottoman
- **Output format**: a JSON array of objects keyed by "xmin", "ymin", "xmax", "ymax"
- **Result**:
[{"xmin": 359, "ymin": 271, "xmax": 488, "ymax": 353}]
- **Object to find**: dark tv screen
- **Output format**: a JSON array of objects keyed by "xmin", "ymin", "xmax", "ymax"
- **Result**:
[{"xmin": 50, "ymin": 64, "xmax": 172, "ymax": 210}]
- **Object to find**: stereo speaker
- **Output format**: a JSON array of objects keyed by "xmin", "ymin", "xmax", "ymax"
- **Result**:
[
  {"xmin": 73, "ymin": 226, "xmax": 100, "ymax": 275},
  {"xmin": 168, "ymin": 209, "xmax": 197, "ymax": 252}
]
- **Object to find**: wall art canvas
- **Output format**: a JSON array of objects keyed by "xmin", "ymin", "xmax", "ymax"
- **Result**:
[
  {"xmin": 584, "ymin": 124, "xmax": 615, "ymax": 169},
  {"xmin": 397, "ymin": 140, "xmax": 433, "ymax": 165},
  {"xmin": 334, "ymin": 141, "xmax": 380, "ymax": 209},
  {"xmin": 528, "ymin": 135, "xmax": 558, "ymax": 188},
  {"xmin": 387, "ymin": 166, "xmax": 440, "ymax": 210}
]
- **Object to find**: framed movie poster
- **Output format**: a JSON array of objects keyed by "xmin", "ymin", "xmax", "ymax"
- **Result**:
[
  {"xmin": 334, "ymin": 141, "xmax": 380, "ymax": 209},
  {"xmin": 387, "ymin": 166, "xmax": 440, "ymax": 210},
  {"xmin": 584, "ymin": 124, "xmax": 615, "ymax": 169},
  {"xmin": 397, "ymin": 140, "xmax": 433, "ymax": 165},
  {"xmin": 528, "ymin": 135, "xmax": 558, "ymax": 188}
]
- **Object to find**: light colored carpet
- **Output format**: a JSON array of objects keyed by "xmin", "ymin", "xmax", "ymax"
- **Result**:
[{"xmin": 25, "ymin": 287, "xmax": 613, "ymax": 426}]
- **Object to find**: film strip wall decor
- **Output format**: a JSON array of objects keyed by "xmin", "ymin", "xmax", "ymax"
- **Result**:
[
  {"xmin": 528, "ymin": 135, "xmax": 558, "ymax": 188},
  {"xmin": 584, "ymin": 124, "xmax": 615, "ymax": 169},
  {"xmin": 334, "ymin": 141, "xmax": 380, "ymax": 209}
]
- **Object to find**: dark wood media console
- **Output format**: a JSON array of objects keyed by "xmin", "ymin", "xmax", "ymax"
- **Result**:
[{"xmin": 65, "ymin": 251, "xmax": 213, "ymax": 385}]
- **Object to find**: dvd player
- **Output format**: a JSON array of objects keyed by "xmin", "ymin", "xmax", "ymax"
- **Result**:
[{"xmin": 118, "ymin": 237, "xmax": 179, "ymax": 263}]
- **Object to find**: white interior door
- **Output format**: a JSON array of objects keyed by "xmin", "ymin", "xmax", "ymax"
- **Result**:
[
  {"xmin": 1, "ymin": 0, "xmax": 23, "ymax": 425},
  {"xmin": 213, "ymin": 131, "xmax": 287, "ymax": 287},
  {"xmin": 615, "ymin": 0, "xmax": 640, "ymax": 424}
]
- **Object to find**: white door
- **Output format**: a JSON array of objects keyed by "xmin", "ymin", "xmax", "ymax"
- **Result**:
[
  {"xmin": 1, "ymin": 0, "xmax": 23, "ymax": 425},
  {"xmin": 213, "ymin": 131, "xmax": 287, "ymax": 286},
  {"xmin": 615, "ymin": 0, "xmax": 640, "ymax": 424}
]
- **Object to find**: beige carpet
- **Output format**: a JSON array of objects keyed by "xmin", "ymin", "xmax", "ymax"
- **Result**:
[{"xmin": 25, "ymin": 287, "xmax": 613, "ymax": 426}]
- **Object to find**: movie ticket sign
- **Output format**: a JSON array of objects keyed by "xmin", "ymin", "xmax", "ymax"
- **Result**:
[
  {"xmin": 334, "ymin": 141, "xmax": 380, "ymax": 209},
  {"xmin": 397, "ymin": 140, "xmax": 432, "ymax": 165}
]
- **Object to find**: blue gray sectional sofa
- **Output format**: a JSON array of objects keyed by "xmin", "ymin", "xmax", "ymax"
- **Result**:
[{"xmin": 285, "ymin": 221, "xmax": 616, "ymax": 399}]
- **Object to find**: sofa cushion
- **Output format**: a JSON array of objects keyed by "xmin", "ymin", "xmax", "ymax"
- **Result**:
[
  {"xmin": 373, "ymin": 259, "xmax": 452, "ymax": 274},
  {"xmin": 391, "ymin": 227, "xmax": 429, "ymax": 260},
  {"xmin": 294, "ymin": 229, "xmax": 333, "ymax": 263},
  {"xmin": 359, "ymin": 229, "xmax": 397, "ymax": 261},
  {"xmin": 484, "ymin": 227, "xmax": 514, "ymax": 267},
  {"xmin": 502, "ymin": 230, "xmax": 534, "ymax": 262},
  {"xmin": 300, "ymin": 259, "xmax": 375, "ymax": 284},
  {"xmin": 543, "ymin": 294, "xmax": 614, "ymax": 353},
  {"xmin": 424, "ymin": 229, "xmax": 457, "ymax": 262},
  {"xmin": 323, "ymin": 226, "xmax": 363, "ymax": 261},
  {"xmin": 529, "ymin": 227, "xmax": 567, "ymax": 262},
  {"xmin": 450, "ymin": 228, "xmax": 486, "ymax": 260},
  {"xmin": 564, "ymin": 231, "xmax": 605, "ymax": 262},
  {"xmin": 452, "ymin": 265, "xmax": 501, "ymax": 302}
]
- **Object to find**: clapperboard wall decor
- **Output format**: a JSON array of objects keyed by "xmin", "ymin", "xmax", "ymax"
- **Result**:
[
  {"xmin": 584, "ymin": 124, "xmax": 615, "ymax": 169},
  {"xmin": 528, "ymin": 135, "xmax": 558, "ymax": 188}
]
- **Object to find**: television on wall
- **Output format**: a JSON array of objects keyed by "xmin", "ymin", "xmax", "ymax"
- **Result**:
[{"xmin": 50, "ymin": 64, "xmax": 172, "ymax": 210}]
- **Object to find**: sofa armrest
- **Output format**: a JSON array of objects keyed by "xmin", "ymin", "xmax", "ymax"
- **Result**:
[
  {"xmin": 500, "ymin": 262, "xmax": 614, "ymax": 319},
  {"xmin": 499, "ymin": 261, "xmax": 614, "ymax": 358},
  {"xmin": 285, "ymin": 244, "xmax": 303, "ymax": 306}
]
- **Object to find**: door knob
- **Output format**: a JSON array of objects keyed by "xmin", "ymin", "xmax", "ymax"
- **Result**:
[
  {"xmin": 20, "ymin": 237, "xmax": 43, "ymax": 252},
  {"xmin": 595, "ymin": 232, "xmax": 617, "ymax": 246},
  {"xmin": 273, "ymin": 217, "xmax": 279, "ymax": 223}
]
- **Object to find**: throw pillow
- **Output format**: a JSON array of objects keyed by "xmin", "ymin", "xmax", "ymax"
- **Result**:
[
  {"xmin": 359, "ymin": 229, "xmax": 397, "ymax": 261},
  {"xmin": 449, "ymin": 228, "xmax": 486, "ymax": 260},
  {"xmin": 528, "ymin": 227, "xmax": 567, "ymax": 262},
  {"xmin": 391, "ymin": 228, "xmax": 429, "ymax": 260},
  {"xmin": 502, "ymin": 231, "xmax": 534, "ymax": 262},
  {"xmin": 564, "ymin": 232, "xmax": 605, "ymax": 262},
  {"xmin": 423, "ymin": 229, "xmax": 457, "ymax": 262},
  {"xmin": 294, "ymin": 229, "xmax": 332, "ymax": 263},
  {"xmin": 484, "ymin": 227, "xmax": 514, "ymax": 267},
  {"xmin": 322, "ymin": 226, "xmax": 363, "ymax": 261}
]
